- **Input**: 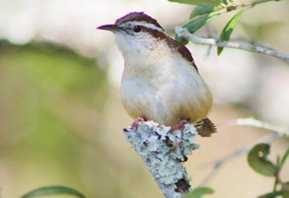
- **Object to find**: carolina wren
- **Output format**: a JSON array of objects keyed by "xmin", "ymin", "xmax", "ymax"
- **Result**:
[{"xmin": 98, "ymin": 12, "xmax": 216, "ymax": 137}]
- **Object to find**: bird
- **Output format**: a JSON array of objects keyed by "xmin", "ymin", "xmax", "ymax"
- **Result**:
[{"xmin": 98, "ymin": 12, "xmax": 216, "ymax": 137}]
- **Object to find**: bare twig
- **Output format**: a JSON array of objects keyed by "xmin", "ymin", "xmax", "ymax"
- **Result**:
[
  {"xmin": 218, "ymin": 117, "xmax": 289, "ymax": 136},
  {"xmin": 175, "ymin": 27, "xmax": 289, "ymax": 64},
  {"xmin": 208, "ymin": 0, "xmax": 283, "ymax": 16},
  {"xmin": 223, "ymin": 0, "xmax": 282, "ymax": 12}
]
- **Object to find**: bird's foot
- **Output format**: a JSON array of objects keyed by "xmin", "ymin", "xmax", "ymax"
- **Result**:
[
  {"xmin": 168, "ymin": 119, "xmax": 189, "ymax": 144},
  {"xmin": 169, "ymin": 119, "xmax": 188, "ymax": 133},
  {"xmin": 131, "ymin": 117, "xmax": 146, "ymax": 130},
  {"xmin": 166, "ymin": 120, "xmax": 189, "ymax": 162}
]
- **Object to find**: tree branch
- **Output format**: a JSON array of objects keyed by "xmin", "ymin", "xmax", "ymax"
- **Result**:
[
  {"xmin": 175, "ymin": 27, "xmax": 289, "ymax": 64},
  {"xmin": 207, "ymin": 0, "xmax": 284, "ymax": 16},
  {"xmin": 223, "ymin": 0, "xmax": 282, "ymax": 12},
  {"xmin": 123, "ymin": 121, "xmax": 199, "ymax": 198}
]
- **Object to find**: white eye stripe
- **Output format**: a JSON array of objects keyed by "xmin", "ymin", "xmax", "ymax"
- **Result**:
[{"xmin": 125, "ymin": 21, "xmax": 164, "ymax": 32}]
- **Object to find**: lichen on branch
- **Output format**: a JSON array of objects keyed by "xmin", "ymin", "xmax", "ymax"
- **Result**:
[{"xmin": 124, "ymin": 121, "xmax": 199, "ymax": 198}]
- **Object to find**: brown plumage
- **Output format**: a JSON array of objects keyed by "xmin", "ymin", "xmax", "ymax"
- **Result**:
[{"xmin": 195, "ymin": 118, "xmax": 217, "ymax": 137}]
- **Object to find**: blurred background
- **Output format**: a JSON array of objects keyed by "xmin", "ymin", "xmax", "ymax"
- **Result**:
[{"xmin": 0, "ymin": 0, "xmax": 288, "ymax": 197}]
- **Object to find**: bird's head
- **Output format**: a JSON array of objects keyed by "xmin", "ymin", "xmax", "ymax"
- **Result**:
[{"xmin": 98, "ymin": 12, "xmax": 167, "ymax": 55}]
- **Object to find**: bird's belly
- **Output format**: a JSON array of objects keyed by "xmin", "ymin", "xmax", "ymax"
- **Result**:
[{"xmin": 121, "ymin": 74, "xmax": 212, "ymax": 126}]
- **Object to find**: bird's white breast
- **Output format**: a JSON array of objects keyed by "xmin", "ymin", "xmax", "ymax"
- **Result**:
[{"xmin": 115, "ymin": 32, "xmax": 212, "ymax": 125}]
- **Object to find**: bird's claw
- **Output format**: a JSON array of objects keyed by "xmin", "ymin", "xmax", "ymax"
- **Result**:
[
  {"xmin": 169, "ymin": 120, "xmax": 188, "ymax": 133},
  {"xmin": 131, "ymin": 117, "xmax": 146, "ymax": 130}
]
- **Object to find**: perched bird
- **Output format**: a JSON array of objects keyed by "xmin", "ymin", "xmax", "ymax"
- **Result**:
[{"xmin": 98, "ymin": 12, "xmax": 216, "ymax": 137}]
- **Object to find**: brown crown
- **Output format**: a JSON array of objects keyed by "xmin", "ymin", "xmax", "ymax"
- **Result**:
[{"xmin": 115, "ymin": 12, "xmax": 164, "ymax": 31}]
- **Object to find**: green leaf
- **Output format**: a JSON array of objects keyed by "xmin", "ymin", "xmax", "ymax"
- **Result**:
[
  {"xmin": 280, "ymin": 146, "xmax": 289, "ymax": 170},
  {"xmin": 21, "ymin": 186, "xmax": 86, "ymax": 198},
  {"xmin": 190, "ymin": 5, "xmax": 222, "ymax": 18},
  {"xmin": 168, "ymin": 0, "xmax": 222, "ymax": 6},
  {"xmin": 185, "ymin": 187, "xmax": 214, "ymax": 198},
  {"xmin": 217, "ymin": 10, "xmax": 243, "ymax": 55},
  {"xmin": 176, "ymin": 4, "xmax": 221, "ymax": 44},
  {"xmin": 185, "ymin": 11, "xmax": 220, "ymax": 34},
  {"xmin": 257, "ymin": 190, "xmax": 286, "ymax": 198},
  {"xmin": 248, "ymin": 143, "xmax": 277, "ymax": 177}
]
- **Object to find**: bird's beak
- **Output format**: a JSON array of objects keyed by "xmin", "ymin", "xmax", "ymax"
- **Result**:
[{"xmin": 97, "ymin": 24, "xmax": 119, "ymax": 32}]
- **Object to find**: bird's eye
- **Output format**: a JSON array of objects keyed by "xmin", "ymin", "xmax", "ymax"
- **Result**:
[{"xmin": 133, "ymin": 25, "xmax": 142, "ymax": 33}]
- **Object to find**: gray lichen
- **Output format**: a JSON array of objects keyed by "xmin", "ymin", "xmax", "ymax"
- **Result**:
[{"xmin": 124, "ymin": 121, "xmax": 199, "ymax": 198}]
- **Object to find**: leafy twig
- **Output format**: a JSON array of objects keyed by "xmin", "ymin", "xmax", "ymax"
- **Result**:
[
  {"xmin": 200, "ymin": 132, "xmax": 280, "ymax": 186},
  {"xmin": 175, "ymin": 27, "xmax": 289, "ymax": 64},
  {"xmin": 199, "ymin": 117, "xmax": 288, "ymax": 186}
]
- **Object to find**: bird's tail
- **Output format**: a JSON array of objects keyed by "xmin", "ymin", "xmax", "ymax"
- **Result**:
[{"xmin": 194, "ymin": 118, "xmax": 217, "ymax": 137}]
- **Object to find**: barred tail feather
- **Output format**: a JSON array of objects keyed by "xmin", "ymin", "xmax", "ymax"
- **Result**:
[{"xmin": 194, "ymin": 118, "xmax": 217, "ymax": 137}]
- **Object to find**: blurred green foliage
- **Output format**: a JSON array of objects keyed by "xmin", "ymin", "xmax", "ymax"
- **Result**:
[{"xmin": 0, "ymin": 40, "xmax": 108, "ymax": 197}]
